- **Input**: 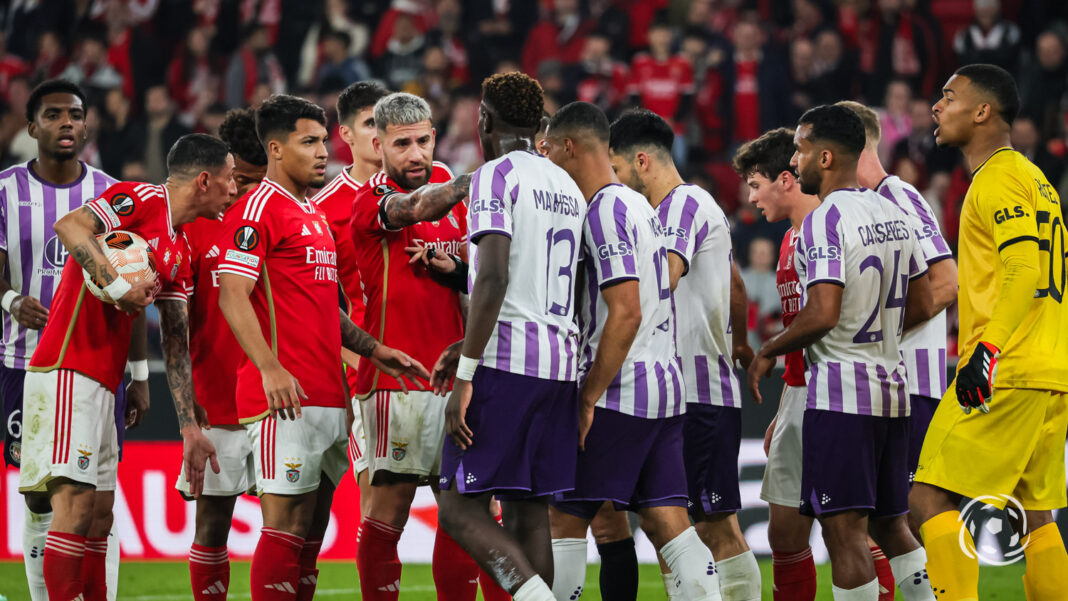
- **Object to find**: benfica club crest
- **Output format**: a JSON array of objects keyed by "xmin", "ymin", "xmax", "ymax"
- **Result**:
[
  {"xmin": 391, "ymin": 442, "xmax": 408, "ymax": 461},
  {"xmin": 77, "ymin": 446, "xmax": 93, "ymax": 471},
  {"xmin": 447, "ymin": 212, "xmax": 458, "ymax": 228},
  {"xmin": 284, "ymin": 459, "xmax": 302, "ymax": 483}
]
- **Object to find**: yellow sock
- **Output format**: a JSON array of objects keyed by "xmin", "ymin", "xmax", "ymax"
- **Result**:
[
  {"xmin": 919, "ymin": 510, "xmax": 979, "ymax": 601},
  {"xmin": 1022, "ymin": 522, "xmax": 1068, "ymax": 601}
]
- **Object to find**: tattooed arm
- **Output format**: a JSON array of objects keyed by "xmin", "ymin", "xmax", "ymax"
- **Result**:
[
  {"xmin": 381, "ymin": 174, "xmax": 472, "ymax": 229},
  {"xmin": 54, "ymin": 206, "xmax": 154, "ymax": 313},
  {"xmin": 339, "ymin": 309, "xmax": 430, "ymax": 393},
  {"xmin": 157, "ymin": 298, "xmax": 219, "ymax": 498}
]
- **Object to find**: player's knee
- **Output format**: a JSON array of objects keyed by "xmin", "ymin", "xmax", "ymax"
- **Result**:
[
  {"xmin": 907, "ymin": 482, "xmax": 951, "ymax": 524},
  {"xmin": 767, "ymin": 518, "xmax": 811, "ymax": 553},
  {"xmin": 590, "ymin": 511, "xmax": 631, "ymax": 544},
  {"xmin": 48, "ymin": 483, "xmax": 96, "ymax": 533},
  {"xmin": 194, "ymin": 504, "xmax": 237, "ymax": 547}
]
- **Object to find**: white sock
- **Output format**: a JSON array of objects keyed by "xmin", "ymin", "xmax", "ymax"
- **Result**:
[
  {"xmin": 889, "ymin": 547, "xmax": 936, "ymax": 601},
  {"xmin": 660, "ymin": 527, "xmax": 722, "ymax": 601},
  {"xmin": 550, "ymin": 538, "xmax": 588, "ymax": 601},
  {"xmin": 831, "ymin": 578, "xmax": 879, "ymax": 601},
  {"xmin": 106, "ymin": 520, "xmax": 120, "ymax": 601},
  {"xmin": 23, "ymin": 506, "xmax": 51, "ymax": 601},
  {"xmin": 717, "ymin": 550, "xmax": 761, "ymax": 601},
  {"xmin": 662, "ymin": 571, "xmax": 681, "ymax": 600},
  {"xmin": 513, "ymin": 574, "xmax": 557, "ymax": 601}
]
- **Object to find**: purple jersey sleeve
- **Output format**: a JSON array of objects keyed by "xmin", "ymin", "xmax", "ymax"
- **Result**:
[
  {"xmin": 468, "ymin": 158, "xmax": 516, "ymax": 242},
  {"xmin": 798, "ymin": 203, "xmax": 844, "ymax": 287},
  {"xmin": 657, "ymin": 191, "xmax": 703, "ymax": 270},
  {"xmin": 584, "ymin": 192, "xmax": 639, "ymax": 288}
]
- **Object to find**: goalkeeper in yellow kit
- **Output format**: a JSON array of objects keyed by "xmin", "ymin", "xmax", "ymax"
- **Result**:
[{"xmin": 909, "ymin": 63, "xmax": 1068, "ymax": 601}]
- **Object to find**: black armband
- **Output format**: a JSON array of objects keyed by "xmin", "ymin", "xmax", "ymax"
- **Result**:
[{"xmin": 430, "ymin": 255, "xmax": 470, "ymax": 293}]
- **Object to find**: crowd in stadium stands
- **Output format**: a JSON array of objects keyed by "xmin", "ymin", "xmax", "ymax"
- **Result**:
[{"xmin": 1, "ymin": 0, "xmax": 1067, "ymax": 356}]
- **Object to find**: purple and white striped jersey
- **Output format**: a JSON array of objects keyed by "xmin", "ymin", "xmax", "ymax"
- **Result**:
[
  {"xmin": 467, "ymin": 150, "xmax": 586, "ymax": 381},
  {"xmin": 876, "ymin": 175, "xmax": 950, "ymax": 399},
  {"xmin": 0, "ymin": 161, "xmax": 116, "ymax": 369},
  {"xmin": 794, "ymin": 188, "xmax": 928, "ymax": 417},
  {"xmin": 578, "ymin": 184, "xmax": 684, "ymax": 419},
  {"xmin": 658, "ymin": 184, "xmax": 742, "ymax": 408}
]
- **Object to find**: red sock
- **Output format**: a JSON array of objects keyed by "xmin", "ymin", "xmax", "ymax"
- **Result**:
[
  {"xmin": 433, "ymin": 527, "xmax": 479, "ymax": 601},
  {"xmin": 190, "ymin": 544, "xmax": 230, "ymax": 600},
  {"xmin": 44, "ymin": 532, "xmax": 85, "ymax": 601},
  {"xmin": 478, "ymin": 567, "xmax": 512, "ymax": 601},
  {"xmin": 81, "ymin": 537, "xmax": 108, "ymax": 601},
  {"xmin": 250, "ymin": 528, "xmax": 304, "ymax": 601},
  {"xmin": 296, "ymin": 539, "xmax": 323, "ymax": 601},
  {"xmin": 357, "ymin": 517, "xmax": 403, "ymax": 601},
  {"xmin": 771, "ymin": 548, "xmax": 817, "ymax": 601},
  {"xmin": 871, "ymin": 545, "xmax": 896, "ymax": 601}
]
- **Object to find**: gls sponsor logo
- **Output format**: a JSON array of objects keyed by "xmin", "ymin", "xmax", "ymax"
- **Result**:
[
  {"xmin": 598, "ymin": 241, "xmax": 633, "ymax": 261},
  {"xmin": 806, "ymin": 245, "xmax": 840, "ymax": 262},
  {"xmin": 993, "ymin": 206, "xmax": 1028, "ymax": 224},
  {"xmin": 470, "ymin": 198, "xmax": 505, "ymax": 214}
]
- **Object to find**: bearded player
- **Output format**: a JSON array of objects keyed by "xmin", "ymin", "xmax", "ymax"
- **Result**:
[
  {"xmin": 176, "ymin": 108, "xmax": 267, "ymax": 601},
  {"xmin": 19, "ymin": 133, "xmax": 233, "ymax": 601},
  {"xmin": 911, "ymin": 64, "xmax": 1068, "ymax": 601},
  {"xmin": 216, "ymin": 94, "xmax": 427, "ymax": 601}
]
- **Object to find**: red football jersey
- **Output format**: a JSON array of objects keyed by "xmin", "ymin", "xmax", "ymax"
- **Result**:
[
  {"xmin": 349, "ymin": 162, "xmax": 466, "ymax": 395},
  {"xmin": 216, "ymin": 178, "xmax": 346, "ymax": 423},
  {"xmin": 312, "ymin": 168, "xmax": 366, "ymax": 325},
  {"xmin": 31, "ymin": 182, "xmax": 193, "ymax": 393},
  {"xmin": 183, "ymin": 210, "xmax": 242, "ymax": 426},
  {"xmin": 627, "ymin": 53, "xmax": 694, "ymax": 132},
  {"xmin": 777, "ymin": 228, "xmax": 805, "ymax": 387}
]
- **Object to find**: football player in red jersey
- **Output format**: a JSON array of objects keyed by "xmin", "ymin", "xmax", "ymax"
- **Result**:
[
  {"xmin": 310, "ymin": 81, "xmax": 390, "ymax": 522},
  {"xmin": 178, "ymin": 108, "xmax": 267, "ymax": 601},
  {"xmin": 216, "ymin": 94, "xmax": 427, "ymax": 601},
  {"xmin": 18, "ymin": 133, "xmax": 235, "ymax": 601},
  {"xmin": 347, "ymin": 92, "xmax": 478, "ymax": 601}
]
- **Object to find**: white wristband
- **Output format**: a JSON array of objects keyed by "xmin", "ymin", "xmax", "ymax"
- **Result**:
[
  {"xmin": 455, "ymin": 355, "xmax": 479, "ymax": 381},
  {"xmin": 102, "ymin": 276, "xmax": 132, "ymax": 302},
  {"xmin": 1, "ymin": 290, "xmax": 18, "ymax": 313},
  {"xmin": 128, "ymin": 359, "xmax": 149, "ymax": 382}
]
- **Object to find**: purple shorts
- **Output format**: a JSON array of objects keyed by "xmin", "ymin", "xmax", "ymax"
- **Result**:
[
  {"xmin": 551, "ymin": 408, "xmax": 688, "ymax": 520},
  {"xmin": 440, "ymin": 367, "xmax": 578, "ymax": 500},
  {"xmin": 800, "ymin": 409, "xmax": 910, "ymax": 518},
  {"xmin": 684, "ymin": 404, "xmax": 742, "ymax": 516},
  {"xmin": 908, "ymin": 395, "xmax": 939, "ymax": 484},
  {"xmin": 1, "ymin": 366, "xmax": 127, "ymax": 467}
]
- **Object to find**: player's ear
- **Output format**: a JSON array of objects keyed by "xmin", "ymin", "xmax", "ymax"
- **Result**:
[
  {"xmin": 196, "ymin": 170, "xmax": 211, "ymax": 192},
  {"xmin": 974, "ymin": 102, "xmax": 991, "ymax": 124},
  {"xmin": 27, "ymin": 121, "xmax": 38, "ymax": 140},
  {"xmin": 339, "ymin": 124, "xmax": 354, "ymax": 146},
  {"xmin": 268, "ymin": 139, "xmax": 283, "ymax": 160}
]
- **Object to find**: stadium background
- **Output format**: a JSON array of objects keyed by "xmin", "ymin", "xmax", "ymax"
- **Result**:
[{"xmin": 1, "ymin": 0, "xmax": 1068, "ymax": 596}]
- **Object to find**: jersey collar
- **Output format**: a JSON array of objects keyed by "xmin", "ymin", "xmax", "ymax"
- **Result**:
[
  {"xmin": 971, "ymin": 147, "xmax": 1013, "ymax": 177},
  {"xmin": 263, "ymin": 178, "xmax": 317, "ymax": 214}
]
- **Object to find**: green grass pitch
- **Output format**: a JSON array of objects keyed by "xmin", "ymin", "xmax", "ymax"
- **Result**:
[{"xmin": 0, "ymin": 560, "xmax": 1028, "ymax": 600}]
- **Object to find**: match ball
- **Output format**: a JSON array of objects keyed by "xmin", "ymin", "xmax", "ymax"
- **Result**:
[{"xmin": 83, "ymin": 230, "xmax": 159, "ymax": 304}]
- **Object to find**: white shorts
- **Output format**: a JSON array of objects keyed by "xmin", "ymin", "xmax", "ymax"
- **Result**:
[
  {"xmin": 176, "ymin": 426, "xmax": 255, "ymax": 498},
  {"xmin": 18, "ymin": 370, "xmax": 118, "ymax": 492},
  {"xmin": 760, "ymin": 384, "xmax": 806, "ymax": 507},
  {"xmin": 361, "ymin": 390, "xmax": 445, "ymax": 482},
  {"xmin": 245, "ymin": 407, "xmax": 348, "ymax": 496},
  {"xmin": 349, "ymin": 397, "xmax": 369, "ymax": 476}
]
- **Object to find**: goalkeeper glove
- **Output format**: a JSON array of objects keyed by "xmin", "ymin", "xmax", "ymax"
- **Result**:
[{"xmin": 956, "ymin": 341, "xmax": 999, "ymax": 414}]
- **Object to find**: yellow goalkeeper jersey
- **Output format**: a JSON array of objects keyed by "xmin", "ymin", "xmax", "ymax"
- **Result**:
[{"xmin": 957, "ymin": 147, "xmax": 1068, "ymax": 392}]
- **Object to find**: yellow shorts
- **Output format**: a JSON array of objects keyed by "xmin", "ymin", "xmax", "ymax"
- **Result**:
[{"xmin": 914, "ymin": 386, "xmax": 1068, "ymax": 510}]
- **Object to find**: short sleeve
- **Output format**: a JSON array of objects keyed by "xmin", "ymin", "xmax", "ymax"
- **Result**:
[
  {"xmin": 798, "ymin": 204, "xmax": 844, "ymax": 288},
  {"xmin": 906, "ymin": 234, "xmax": 929, "ymax": 281},
  {"xmin": 975, "ymin": 169, "xmax": 1041, "ymax": 253},
  {"xmin": 657, "ymin": 193, "xmax": 703, "ymax": 271},
  {"xmin": 879, "ymin": 182, "xmax": 952, "ymax": 263},
  {"xmin": 584, "ymin": 195, "xmax": 639, "ymax": 289},
  {"xmin": 350, "ymin": 181, "xmax": 400, "ymax": 236},
  {"xmin": 468, "ymin": 160, "xmax": 515, "ymax": 243},
  {"xmin": 216, "ymin": 198, "xmax": 272, "ymax": 281},
  {"xmin": 85, "ymin": 183, "xmax": 152, "ymax": 234}
]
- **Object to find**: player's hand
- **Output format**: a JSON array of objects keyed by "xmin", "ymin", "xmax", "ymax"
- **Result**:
[
  {"xmin": 763, "ymin": 415, "xmax": 777, "ymax": 457},
  {"xmin": 10, "ymin": 295, "xmax": 49, "ymax": 330},
  {"xmin": 445, "ymin": 380, "xmax": 474, "ymax": 449},
  {"xmin": 124, "ymin": 379, "xmax": 150, "ymax": 429},
  {"xmin": 578, "ymin": 402, "xmax": 595, "ymax": 451},
  {"xmin": 746, "ymin": 351, "xmax": 775, "ymax": 404},
  {"xmin": 115, "ymin": 277, "xmax": 156, "ymax": 315},
  {"xmin": 405, "ymin": 245, "xmax": 457, "ymax": 273},
  {"xmin": 181, "ymin": 425, "xmax": 220, "ymax": 499},
  {"xmin": 261, "ymin": 362, "xmax": 306, "ymax": 420},
  {"xmin": 370, "ymin": 344, "xmax": 430, "ymax": 393},
  {"xmin": 956, "ymin": 341, "xmax": 999, "ymax": 414},
  {"xmin": 733, "ymin": 342, "xmax": 755, "ymax": 372},
  {"xmin": 430, "ymin": 341, "xmax": 463, "ymax": 396}
]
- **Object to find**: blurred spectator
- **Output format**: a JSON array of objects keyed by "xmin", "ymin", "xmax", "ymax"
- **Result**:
[
  {"xmin": 167, "ymin": 26, "xmax": 217, "ymax": 124},
  {"xmin": 377, "ymin": 12, "xmax": 427, "ymax": 90},
  {"xmin": 1012, "ymin": 116, "xmax": 1066, "ymax": 188},
  {"xmin": 435, "ymin": 94, "xmax": 482, "ymax": 173},
  {"xmin": 324, "ymin": 0, "xmax": 370, "ymax": 58},
  {"xmin": 588, "ymin": 0, "xmax": 631, "ymax": 61},
  {"xmin": 628, "ymin": 20, "xmax": 694, "ymax": 138},
  {"xmin": 878, "ymin": 80, "xmax": 911, "ymax": 164},
  {"xmin": 566, "ymin": 31, "xmax": 629, "ymax": 115},
  {"xmin": 686, "ymin": 26, "xmax": 730, "ymax": 157},
  {"xmin": 740, "ymin": 237, "xmax": 782, "ymax": 348},
  {"xmin": 521, "ymin": 0, "xmax": 593, "ymax": 81},
  {"xmin": 953, "ymin": 0, "xmax": 1021, "ymax": 72},
  {"xmin": 225, "ymin": 23, "xmax": 286, "ymax": 109},
  {"xmin": 891, "ymin": 98, "xmax": 959, "ymax": 187},
  {"xmin": 810, "ymin": 29, "xmax": 856, "ymax": 104},
  {"xmin": 789, "ymin": 0, "xmax": 828, "ymax": 41},
  {"xmin": 370, "ymin": 2, "xmax": 430, "ymax": 61},
  {"xmin": 317, "ymin": 29, "xmax": 371, "ymax": 86},
  {"xmin": 0, "ymin": 32, "xmax": 31, "ymax": 101},
  {"xmin": 407, "ymin": 46, "xmax": 456, "ymax": 123},
  {"xmin": 197, "ymin": 102, "xmax": 229, "ymax": 136},
  {"xmin": 425, "ymin": 0, "xmax": 470, "ymax": 85},
  {"xmin": 33, "ymin": 31, "xmax": 68, "ymax": 81},
  {"xmin": 721, "ymin": 19, "xmax": 791, "ymax": 149},
  {"xmin": 60, "ymin": 30, "xmax": 122, "ymax": 93},
  {"xmin": 127, "ymin": 84, "xmax": 191, "ymax": 183},
  {"xmin": 98, "ymin": 87, "xmax": 134, "ymax": 177},
  {"xmin": 0, "ymin": 77, "xmax": 35, "ymax": 166},
  {"xmin": 866, "ymin": 0, "xmax": 940, "ymax": 102},
  {"xmin": 1018, "ymin": 30, "xmax": 1068, "ymax": 142},
  {"xmin": 788, "ymin": 37, "xmax": 817, "ymax": 120}
]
